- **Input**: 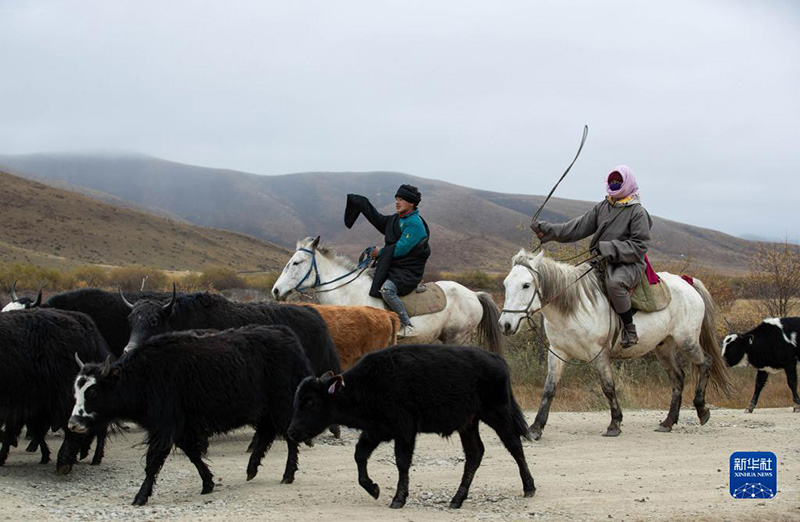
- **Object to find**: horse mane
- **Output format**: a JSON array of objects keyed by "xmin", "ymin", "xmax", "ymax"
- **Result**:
[
  {"xmin": 297, "ymin": 237, "xmax": 358, "ymax": 270},
  {"xmin": 512, "ymin": 251, "xmax": 603, "ymax": 317}
]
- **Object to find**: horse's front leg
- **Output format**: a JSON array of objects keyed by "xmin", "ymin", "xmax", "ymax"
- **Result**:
[
  {"xmin": 593, "ymin": 354, "xmax": 622, "ymax": 437},
  {"xmin": 529, "ymin": 350, "xmax": 567, "ymax": 440}
]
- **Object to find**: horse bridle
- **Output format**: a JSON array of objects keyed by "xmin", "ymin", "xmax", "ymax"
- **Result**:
[
  {"xmin": 293, "ymin": 247, "xmax": 372, "ymax": 294},
  {"xmin": 501, "ymin": 256, "xmax": 614, "ymax": 365}
]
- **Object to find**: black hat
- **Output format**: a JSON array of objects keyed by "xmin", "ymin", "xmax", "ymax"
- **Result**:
[{"xmin": 395, "ymin": 184, "xmax": 421, "ymax": 205}]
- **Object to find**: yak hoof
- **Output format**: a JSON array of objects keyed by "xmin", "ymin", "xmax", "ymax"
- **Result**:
[
  {"xmin": 39, "ymin": 455, "xmax": 51, "ymax": 465},
  {"xmin": 329, "ymin": 425, "xmax": 341, "ymax": 439},
  {"xmin": 602, "ymin": 427, "xmax": 621, "ymax": 437},
  {"xmin": 201, "ymin": 483, "xmax": 214, "ymax": 495},
  {"xmin": 25, "ymin": 441, "xmax": 39, "ymax": 453},
  {"xmin": 56, "ymin": 464, "xmax": 72, "ymax": 476},
  {"xmin": 448, "ymin": 500, "xmax": 463, "ymax": 509},
  {"xmin": 698, "ymin": 409, "xmax": 711, "ymax": 425},
  {"xmin": 362, "ymin": 482, "xmax": 380, "ymax": 499},
  {"xmin": 246, "ymin": 471, "xmax": 257, "ymax": 481},
  {"xmin": 390, "ymin": 498, "xmax": 407, "ymax": 509},
  {"xmin": 524, "ymin": 488, "xmax": 536, "ymax": 498},
  {"xmin": 132, "ymin": 495, "xmax": 149, "ymax": 506},
  {"xmin": 281, "ymin": 475, "xmax": 295, "ymax": 485},
  {"xmin": 654, "ymin": 424, "xmax": 672, "ymax": 433}
]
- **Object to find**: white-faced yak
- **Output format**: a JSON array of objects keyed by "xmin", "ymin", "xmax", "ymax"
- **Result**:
[{"xmin": 68, "ymin": 325, "xmax": 312, "ymax": 506}]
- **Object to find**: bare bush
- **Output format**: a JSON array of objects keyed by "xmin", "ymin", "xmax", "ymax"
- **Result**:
[
  {"xmin": 745, "ymin": 241, "xmax": 800, "ymax": 317},
  {"xmin": 108, "ymin": 266, "xmax": 168, "ymax": 291}
]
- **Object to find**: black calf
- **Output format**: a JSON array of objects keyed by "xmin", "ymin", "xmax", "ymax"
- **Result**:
[{"xmin": 288, "ymin": 344, "xmax": 536, "ymax": 509}]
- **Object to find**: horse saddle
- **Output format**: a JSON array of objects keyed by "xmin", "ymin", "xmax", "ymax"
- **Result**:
[
  {"xmin": 596, "ymin": 256, "xmax": 672, "ymax": 313},
  {"xmin": 399, "ymin": 282, "xmax": 447, "ymax": 318}
]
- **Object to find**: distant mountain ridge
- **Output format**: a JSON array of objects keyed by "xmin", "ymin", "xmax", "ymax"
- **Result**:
[
  {"xmin": 0, "ymin": 152, "xmax": 761, "ymax": 273},
  {"xmin": 0, "ymin": 169, "xmax": 290, "ymax": 271}
]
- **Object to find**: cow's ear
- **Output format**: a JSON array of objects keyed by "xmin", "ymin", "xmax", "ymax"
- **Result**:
[{"xmin": 327, "ymin": 374, "xmax": 345, "ymax": 395}]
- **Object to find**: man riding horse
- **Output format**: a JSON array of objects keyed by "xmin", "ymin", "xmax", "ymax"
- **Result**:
[
  {"xmin": 531, "ymin": 165, "xmax": 652, "ymax": 348},
  {"xmin": 344, "ymin": 184, "xmax": 430, "ymax": 338}
]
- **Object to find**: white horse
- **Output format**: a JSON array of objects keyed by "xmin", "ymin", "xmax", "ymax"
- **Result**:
[
  {"xmin": 499, "ymin": 249, "xmax": 731, "ymax": 439},
  {"xmin": 272, "ymin": 237, "xmax": 503, "ymax": 353}
]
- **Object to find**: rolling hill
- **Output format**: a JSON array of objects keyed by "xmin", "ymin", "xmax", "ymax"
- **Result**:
[
  {"xmin": 0, "ymin": 169, "xmax": 289, "ymax": 271},
  {"xmin": 0, "ymin": 153, "xmax": 761, "ymax": 274}
]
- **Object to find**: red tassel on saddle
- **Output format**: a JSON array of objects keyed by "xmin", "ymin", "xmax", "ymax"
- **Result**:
[
  {"xmin": 680, "ymin": 275, "xmax": 695, "ymax": 286},
  {"xmin": 644, "ymin": 254, "xmax": 660, "ymax": 285}
]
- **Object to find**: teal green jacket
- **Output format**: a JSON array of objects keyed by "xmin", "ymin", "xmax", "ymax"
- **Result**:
[{"xmin": 379, "ymin": 209, "xmax": 428, "ymax": 258}]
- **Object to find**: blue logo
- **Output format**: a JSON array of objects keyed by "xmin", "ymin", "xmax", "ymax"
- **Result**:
[{"xmin": 730, "ymin": 452, "xmax": 777, "ymax": 499}]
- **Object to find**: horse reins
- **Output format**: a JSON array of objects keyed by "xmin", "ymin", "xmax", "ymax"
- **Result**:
[
  {"xmin": 501, "ymin": 254, "xmax": 618, "ymax": 365},
  {"xmin": 293, "ymin": 247, "xmax": 372, "ymax": 295}
]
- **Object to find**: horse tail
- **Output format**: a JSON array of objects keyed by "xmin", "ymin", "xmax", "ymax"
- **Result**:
[
  {"xmin": 476, "ymin": 292, "xmax": 504, "ymax": 354},
  {"xmin": 692, "ymin": 278, "xmax": 734, "ymax": 398}
]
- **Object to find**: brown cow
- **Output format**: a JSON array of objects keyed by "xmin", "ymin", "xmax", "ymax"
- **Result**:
[{"xmin": 302, "ymin": 304, "xmax": 400, "ymax": 369}]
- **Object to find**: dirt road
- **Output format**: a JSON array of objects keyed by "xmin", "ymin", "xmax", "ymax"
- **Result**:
[{"xmin": 0, "ymin": 408, "xmax": 797, "ymax": 521}]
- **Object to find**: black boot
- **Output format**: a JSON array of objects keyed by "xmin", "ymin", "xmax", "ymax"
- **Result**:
[{"xmin": 621, "ymin": 323, "xmax": 639, "ymax": 348}]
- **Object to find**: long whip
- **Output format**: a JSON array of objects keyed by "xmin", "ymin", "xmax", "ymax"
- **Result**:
[{"xmin": 531, "ymin": 125, "xmax": 589, "ymax": 225}]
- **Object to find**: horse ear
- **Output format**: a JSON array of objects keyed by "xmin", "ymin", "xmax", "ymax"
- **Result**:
[
  {"xmin": 311, "ymin": 236, "xmax": 320, "ymax": 250},
  {"xmin": 532, "ymin": 250, "xmax": 544, "ymax": 264}
]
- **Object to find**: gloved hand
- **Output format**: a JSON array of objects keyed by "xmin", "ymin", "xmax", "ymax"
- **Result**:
[{"xmin": 530, "ymin": 221, "xmax": 549, "ymax": 241}]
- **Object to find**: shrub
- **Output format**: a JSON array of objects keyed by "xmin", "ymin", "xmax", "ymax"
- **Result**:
[
  {"xmin": 108, "ymin": 266, "xmax": 168, "ymax": 291},
  {"xmin": 69, "ymin": 265, "xmax": 109, "ymax": 288},
  {"xmin": 197, "ymin": 267, "xmax": 246, "ymax": 290}
]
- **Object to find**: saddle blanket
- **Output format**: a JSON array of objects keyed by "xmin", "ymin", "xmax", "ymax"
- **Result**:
[{"xmin": 399, "ymin": 283, "xmax": 447, "ymax": 317}]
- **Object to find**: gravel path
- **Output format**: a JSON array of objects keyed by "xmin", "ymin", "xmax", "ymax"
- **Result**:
[{"xmin": 0, "ymin": 408, "xmax": 797, "ymax": 521}]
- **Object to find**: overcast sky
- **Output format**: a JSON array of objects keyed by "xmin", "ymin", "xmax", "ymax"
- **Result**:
[{"xmin": 1, "ymin": 1, "xmax": 798, "ymax": 240}]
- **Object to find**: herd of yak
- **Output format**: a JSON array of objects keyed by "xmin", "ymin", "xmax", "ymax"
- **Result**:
[
  {"xmin": 0, "ymin": 285, "xmax": 534, "ymax": 508},
  {"xmin": 1, "ymin": 284, "xmax": 798, "ymax": 508}
]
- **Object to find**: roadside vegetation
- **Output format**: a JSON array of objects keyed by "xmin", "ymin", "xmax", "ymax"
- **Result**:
[{"xmin": 2, "ymin": 240, "xmax": 797, "ymax": 411}]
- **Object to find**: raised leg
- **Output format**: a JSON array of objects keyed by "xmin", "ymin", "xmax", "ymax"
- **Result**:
[
  {"xmin": 281, "ymin": 439, "xmax": 300, "ymax": 484},
  {"xmin": 784, "ymin": 364, "xmax": 800, "ymax": 413},
  {"xmin": 450, "ymin": 419, "xmax": 484, "ymax": 509},
  {"xmin": 246, "ymin": 427, "xmax": 275, "ymax": 481},
  {"xmin": 355, "ymin": 431, "xmax": 382, "ymax": 500},
  {"xmin": 593, "ymin": 355, "xmax": 623, "ymax": 436},
  {"xmin": 390, "ymin": 436, "xmax": 416, "ymax": 509},
  {"xmin": 684, "ymin": 342, "xmax": 713, "ymax": 424},
  {"xmin": 653, "ymin": 342, "xmax": 685, "ymax": 432},
  {"xmin": 529, "ymin": 351, "xmax": 567, "ymax": 440},
  {"xmin": 746, "ymin": 371, "xmax": 769, "ymax": 413},
  {"xmin": 482, "ymin": 409, "xmax": 536, "ymax": 499},
  {"xmin": 132, "ymin": 438, "xmax": 172, "ymax": 506},
  {"xmin": 177, "ymin": 436, "xmax": 214, "ymax": 494},
  {"xmin": 56, "ymin": 430, "xmax": 85, "ymax": 475}
]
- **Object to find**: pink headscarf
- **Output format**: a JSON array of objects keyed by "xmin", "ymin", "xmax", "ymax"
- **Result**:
[{"xmin": 605, "ymin": 165, "xmax": 639, "ymax": 200}]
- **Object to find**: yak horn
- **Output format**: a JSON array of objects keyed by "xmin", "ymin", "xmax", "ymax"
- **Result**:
[
  {"xmin": 162, "ymin": 282, "xmax": 177, "ymax": 313},
  {"xmin": 118, "ymin": 286, "xmax": 135, "ymax": 309},
  {"xmin": 74, "ymin": 352, "xmax": 85, "ymax": 369},
  {"xmin": 10, "ymin": 280, "xmax": 18, "ymax": 301}
]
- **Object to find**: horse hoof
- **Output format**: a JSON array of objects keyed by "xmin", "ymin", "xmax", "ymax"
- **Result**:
[
  {"xmin": 529, "ymin": 427, "xmax": 542, "ymax": 441},
  {"xmin": 602, "ymin": 428, "xmax": 621, "ymax": 437},
  {"xmin": 698, "ymin": 410, "xmax": 711, "ymax": 425},
  {"xmin": 744, "ymin": 407, "xmax": 754, "ymax": 414},
  {"xmin": 793, "ymin": 405, "xmax": 800, "ymax": 413},
  {"xmin": 654, "ymin": 425, "xmax": 672, "ymax": 433}
]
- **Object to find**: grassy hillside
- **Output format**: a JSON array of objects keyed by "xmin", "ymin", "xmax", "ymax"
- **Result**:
[
  {"xmin": 0, "ymin": 170, "xmax": 289, "ymax": 271},
  {"xmin": 0, "ymin": 153, "xmax": 762, "ymax": 273}
]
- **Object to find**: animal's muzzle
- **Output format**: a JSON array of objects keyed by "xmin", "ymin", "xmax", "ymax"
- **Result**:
[{"xmin": 67, "ymin": 416, "xmax": 89, "ymax": 434}]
